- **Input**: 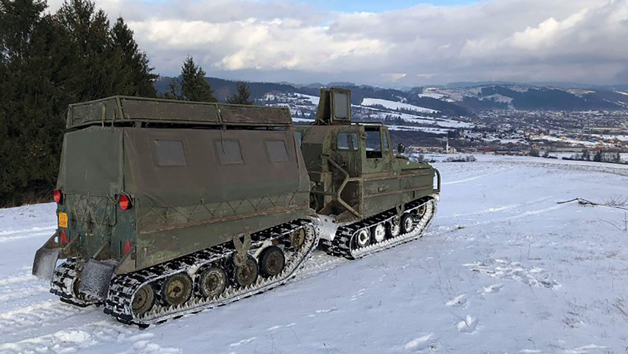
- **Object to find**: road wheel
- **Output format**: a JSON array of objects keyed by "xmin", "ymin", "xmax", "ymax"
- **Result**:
[
  {"xmin": 290, "ymin": 228, "xmax": 306, "ymax": 250},
  {"xmin": 372, "ymin": 224, "xmax": 386, "ymax": 243},
  {"xmin": 132, "ymin": 284, "xmax": 155, "ymax": 316},
  {"xmin": 387, "ymin": 217, "xmax": 401, "ymax": 237},
  {"xmin": 199, "ymin": 266, "xmax": 227, "ymax": 299},
  {"xmin": 355, "ymin": 229, "xmax": 370, "ymax": 248},
  {"xmin": 161, "ymin": 273, "xmax": 193, "ymax": 306},
  {"xmin": 259, "ymin": 246, "xmax": 285, "ymax": 277},
  {"xmin": 234, "ymin": 256, "xmax": 259, "ymax": 287},
  {"xmin": 401, "ymin": 213, "xmax": 416, "ymax": 234}
]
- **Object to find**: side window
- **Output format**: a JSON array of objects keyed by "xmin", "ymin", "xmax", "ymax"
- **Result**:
[
  {"xmin": 215, "ymin": 140, "xmax": 244, "ymax": 164},
  {"xmin": 154, "ymin": 140, "xmax": 187, "ymax": 166},
  {"xmin": 382, "ymin": 131, "xmax": 390, "ymax": 151},
  {"xmin": 337, "ymin": 132, "xmax": 358, "ymax": 150},
  {"xmin": 366, "ymin": 130, "xmax": 382, "ymax": 158},
  {"xmin": 295, "ymin": 131, "xmax": 303, "ymax": 147},
  {"xmin": 266, "ymin": 140, "xmax": 289, "ymax": 162}
]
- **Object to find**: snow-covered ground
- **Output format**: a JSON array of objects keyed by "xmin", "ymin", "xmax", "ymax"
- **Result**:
[
  {"xmin": 361, "ymin": 98, "xmax": 439, "ymax": 114},
  {"xmin": 1, "ymin": 156, "xmax": 628, "ymax": 353}
]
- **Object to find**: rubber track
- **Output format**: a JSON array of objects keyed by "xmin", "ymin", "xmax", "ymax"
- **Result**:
[
  {"xmin": 50, "ymin": 258, "xmax": 99, "ymax": 307},
  {"xmin": 322, "ymin": 197, "xmax": 437, "ymax": 259},
  {"xmin": 103, "ymin": 219, "xmax": 319, "ymax": 326}
]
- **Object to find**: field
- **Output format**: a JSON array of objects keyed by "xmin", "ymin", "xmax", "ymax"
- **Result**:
[{"xmin": 1, "ymin": 156, "xmax": 627, "ymax": 353}]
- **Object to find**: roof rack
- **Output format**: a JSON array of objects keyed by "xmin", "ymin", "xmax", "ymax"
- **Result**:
[{"xmin": 66, "ymin": 96, "xmax": 293, "ymax": 129}]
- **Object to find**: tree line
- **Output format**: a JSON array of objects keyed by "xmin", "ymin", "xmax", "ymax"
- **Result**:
[{"xmin": 0, "ymin": 0, "xmax": 253, "ymax": 206}]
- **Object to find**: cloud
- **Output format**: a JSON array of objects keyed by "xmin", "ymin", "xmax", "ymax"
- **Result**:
[{"xmin": 49, "ymin": 0, "xmax": 628, "ymax": 86}]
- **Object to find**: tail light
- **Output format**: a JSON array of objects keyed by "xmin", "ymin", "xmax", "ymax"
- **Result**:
[
  {"xmin": 53, "ymin": 189, "xmax": 62, "ymax": 204},
  {"xmin": 119, "ymin": 195, "xmax": 132, "ymax": 210}
]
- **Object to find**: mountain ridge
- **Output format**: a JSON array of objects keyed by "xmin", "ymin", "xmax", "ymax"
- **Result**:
[{"xmin": 154, "ymin": 77, "xmax": 628, "ymax": 115}]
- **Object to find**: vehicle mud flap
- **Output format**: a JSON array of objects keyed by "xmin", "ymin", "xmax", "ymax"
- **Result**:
[
  {"xmin": 79, "ymin": 260, "xmax": 116, "ymax": 300},
  {"xmin": 32, "ymin": 247, "xmax": 61, "ymax": 280},
  {"xmin": 313, "ymin": 215, "xmax": 339, "ymax": 241}
]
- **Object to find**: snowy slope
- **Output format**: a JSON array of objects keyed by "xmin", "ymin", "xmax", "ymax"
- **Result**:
[
  {"xmin": 361, "ymin": 98, "xmax": 439, "ymax": 114},
  {"xmin": 1, "ymin": 156, "xmax": 628, "ymax": 353}
]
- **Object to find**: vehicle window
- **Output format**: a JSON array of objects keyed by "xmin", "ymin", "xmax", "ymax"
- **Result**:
[
  {"xmin": 366, "ymin": 130, "xmax": 382, "ymax": 158},
  {"xmin": 215, "ymin": 140, "xmax": 244, "ymax": 164},
  {"xmin": 295, "ymin": 131, "xmax": 303, "ymax": 147},
  {"xmin": 337, "ymin": 132, "xmax": 358, "ymax": 150},
  {"xmin": 382, "ymin": 131, "xmax": 390, "ymax": 151},
  {"xmin": 266, "ymin": 140, "xmax": 289, "ymax": 162},
  {"xmin": 154, "ymin": 140, "xmax": 187, "ymax": 166},
  {"xmin": 333, "ymin": 92, "xmax": 349, "ymax": 119}
]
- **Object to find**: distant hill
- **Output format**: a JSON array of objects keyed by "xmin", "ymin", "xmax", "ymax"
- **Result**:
[
  {"xmin": 154, "ymin": 77, "xmax": 628, "ymax": 114},
  {"xmin": 412, "ymin": 84, "xmax": 628, "ymax": 111}
]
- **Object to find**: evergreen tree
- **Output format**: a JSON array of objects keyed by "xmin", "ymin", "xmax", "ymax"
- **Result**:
[
  {"xmin": 180, "ymin": 56, "xmax": 216, "ymax": 102},
  {"xmin": 111, "ymin": 17, "xmax": 156, "ymax": 97},
  {"xmin": 593, "ymin": 150, "xmax": 603, "ymax": 162},
  {"xmin": 163, "ymin": 78, "xmax": 182, "ymax": 100},
  {"xmin": 0, "ymin": 0, "xmax": 158, "ymax": 206},
  {"xmin": 227, "ymin": 81, "xmax": 253, "ymax": 105},
  {"xmin": 0, "ymin": 0, "xmax": 66, "ymax": 205}
]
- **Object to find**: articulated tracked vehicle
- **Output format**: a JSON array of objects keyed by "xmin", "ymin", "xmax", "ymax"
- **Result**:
[
  {"xmin": 33, "ymin": 89, "xmax": 440, "ymax": 326},
  {"xmin": 296, "ymin": 89, "xmax": 440, "ymax": 259}
]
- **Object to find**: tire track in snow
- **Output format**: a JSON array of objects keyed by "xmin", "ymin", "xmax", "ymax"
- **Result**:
[
  {"xmin": 0, "ymin": 226, "xmax": 55, "ymax": 236},
  {"xmin": 0, "ymin": 230, "xmax": 54, "ymax": 243},
  {"xmin": 0, "ymin": 320, "xmax": 181, "ymax": 354}
]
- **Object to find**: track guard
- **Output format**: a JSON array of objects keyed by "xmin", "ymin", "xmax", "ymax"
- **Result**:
[{"xmin": 79, "ymin": 259, "xmax": 116, "ymax": 299}]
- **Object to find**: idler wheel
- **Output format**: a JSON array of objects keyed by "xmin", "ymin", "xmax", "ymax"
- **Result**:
[
  {"xmin": 199, "ymin": 266, "xmax": 227, "ymax": 299},
  {"xmin": 132, "ymin": 284, "xmax": 155, "ymax": 316},
  {"xmin": 372, "ymin": 224, "xmax": 386, "ymax": 243},
  {"xmin": 290, "ymin": 228, "xmax": 306, "ymax": 250},
  {"xmin": 259, "ymin": 246, "xmax": 285, "ymax": 277},
  {"xmin": 401, "ymin": 213, "xmax": 416, "ymax": 234},
  {"xmin": 355, "ymin": 229, "xmax": 371, "ymax": 248},
  {"xmin": 234, "ymin": 256, "xmax": 259, "ymax": 287},
  {"xmin": 161, "ymin": 273, "xmax": 193, "ymax": 306},
  {"xmin": 387, "ymin": 217, "xmax": 401, "ymax": 237},
  {"xmin": 417, "ymin": 205, "xmax": 427, "ymax": 218}
]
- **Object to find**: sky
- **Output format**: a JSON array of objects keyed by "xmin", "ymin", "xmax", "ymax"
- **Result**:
[{"xmin": 48, "ymin": 0, "xmax": 628, "ymax": 87}]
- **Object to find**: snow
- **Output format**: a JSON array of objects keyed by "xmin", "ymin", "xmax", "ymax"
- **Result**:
[
  {"xmin": 417, "ymin": 93, "xmax": 445, "ymax": 100},
  {"xmin": 484, "ymin": 94, "xmax": 513, "ymax": 104},
  {"xmin": 2, "ymin": 156, "xmax": 628, "ymax": 353},
  {"xmin": 361, "ymin": 98, "xmax": 439, "ymax": 114},
  {"xmin": 386, "ymin": 125, "xmax": 451, "ymax": 134},
  {"xmin": 293, "ymin": 93, "xmax": 320, "ymax": 105}
]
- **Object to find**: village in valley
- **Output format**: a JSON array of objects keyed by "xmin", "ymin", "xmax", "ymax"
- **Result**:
[{"xmin": 259, "ymin": 89, "xmax": 628, "ymax": 162}]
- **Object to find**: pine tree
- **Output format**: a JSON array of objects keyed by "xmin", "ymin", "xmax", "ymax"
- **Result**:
[
  {"xmin": 163, "ymin": 78, "xmax": 182, "ymax": 100},
  {"xmin": 55, "ymin": 0, "xmax": 115, "ymax": 100},
  {"xmin": 111, "ymin": 17, "xmax": 156, "ymax": 97},
  {"xmin": 180, "ymin": 56, "xmax": 216, "ymax": 102},
  {"xmin": 227, "ymin": 81, "xmax": 253, "ymax": 105},
  {"xmin": 0, "ymin": 0, "xmax": 158, "ymax": 205},
  {"xmin": 0, "ymin": 0, "xmax": 66, "ymax": 205}
]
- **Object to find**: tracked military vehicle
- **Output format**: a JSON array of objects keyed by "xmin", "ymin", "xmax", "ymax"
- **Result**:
[
  {"xmin": 296, "ymin": 89, "xmax": 440, "ymax": 259},
  {"xmin": 32, "ymin": 97, "xmax": 319, "ymax": 326},
  {"xmin": 33, "ymin": 89, "xmax": 440, "ymax": 326}
]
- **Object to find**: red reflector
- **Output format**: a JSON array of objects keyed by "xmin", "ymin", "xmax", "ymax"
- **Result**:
[
  {"xmin": 123, "ymin": 239, "xmax": 132, "ymax": 255},
  {"xmin": 119, "ymin": 195, "xmax": 131, "ymax": 210},
  {"xmin": 60, "ymin": 229, "xmax": 68, "ymax": 244},
  {"xmin": 53, "ymin": 189, "xmax": 62, "ymax": 204}
]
